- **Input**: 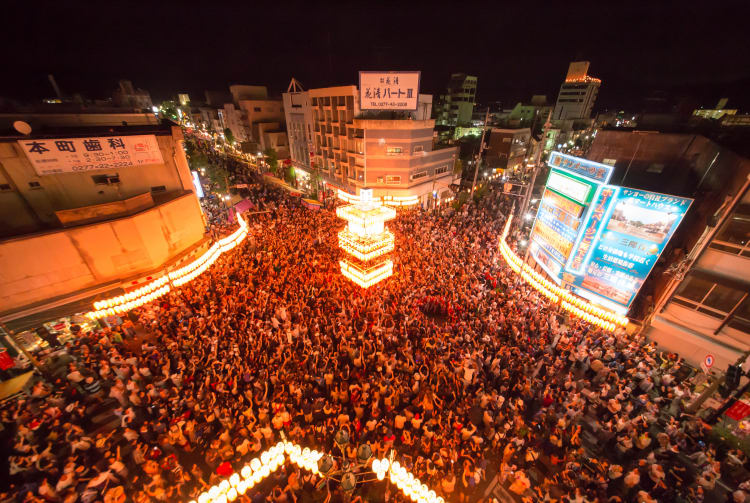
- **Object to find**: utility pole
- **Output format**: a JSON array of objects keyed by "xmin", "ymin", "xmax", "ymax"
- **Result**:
[
  {"xmin": 470, "ymin": 107, "xmax": 490, "ymax": 196},
  {"xmin": 519, "ymin": 110, "xmax": 551, "ymax": 219}
]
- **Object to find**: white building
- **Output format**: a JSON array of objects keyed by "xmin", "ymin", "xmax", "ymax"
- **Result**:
[{"xmin": 552, "ymin": 62, "xmax": 600, "ymax": 121}]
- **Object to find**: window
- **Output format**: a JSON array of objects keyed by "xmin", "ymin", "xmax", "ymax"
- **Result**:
[
  {"xmin": 386, "ymin": 147, "xmax": 402, "ymax": 155},
  {"xmin": 28, "ymin": 181, "xmax": 41, "ymax": 188},
  {"xmin": 646, "ymin": 163, "xmax": 664, "ymax": 174},
  {"xmin": 91, "ymin": 174, "xmax": 120, "ymax": 185},
  {"xmin": 503, "ymin": 138, "xmax": 511, "ymax": 143},
  {"xmin": 435, "ymin": 165, "xmax": 449, "ymax": 175},
  {"xmin": 0, "ymin": 183, "xmax": 11, "ymax": 191},
  {"xmin": 253, "ymin": 107, "xmax": 261, "ymax": 112},
  {"xmin": 150, "ymin": 185, "xmax": 167, "ymax": 193},
  {"xmin": 712, "ymin": 205, "xmax": 750, "ymax": 250},
  {"xmin": 413, "ymin": 145, "xmax": 424, "ymax": 153},
  {"xmin": 411, "ymin": 171, "xmax": 427, "ymax": 180},
  {"xmin": 385, "ymin": 175, "xmax": 401, "ymax": 184},
  {"xmin": 673, "ymin": 273, "xmax": 748, "ymax": 319}
]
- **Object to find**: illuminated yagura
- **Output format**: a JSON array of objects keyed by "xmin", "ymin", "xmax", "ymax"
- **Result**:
[{"xmin": 337, "ymin": 189, "xmax": 395, "ymax": 288}]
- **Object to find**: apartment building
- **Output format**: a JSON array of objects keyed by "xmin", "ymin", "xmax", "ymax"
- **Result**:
[{"xmin": 308, "ymin": 86, "xmax": 457, "ymax": 206}]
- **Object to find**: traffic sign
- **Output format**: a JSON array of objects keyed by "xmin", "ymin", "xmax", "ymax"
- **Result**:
[{"xmin": 705, "ymin": 355, "xmax": 714, "ymax": 368}]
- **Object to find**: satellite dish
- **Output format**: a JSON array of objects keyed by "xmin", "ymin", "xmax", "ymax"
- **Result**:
[{"xmin": 13, "ymin": 121, "xmax": 32, "ymax": 135}]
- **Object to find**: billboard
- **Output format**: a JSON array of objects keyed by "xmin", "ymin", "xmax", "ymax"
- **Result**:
[
  {"xmin": 528, "ymin": 164, "xmax": 603, "ymax": 278},
  {"xmin": 564, "ymin": 188, "xmax": 692, "ymax": 310},
  {"xmin": 18, "ymin": 135, "xmax": 164, "ymax": 176},
  {"xmin": 191, "ymin": 170, "xmax": 205, "ymax": 198},
  {"xmin": 359, "ymin": 71, "xmax": 420, "ymax": 111},
  {"xmin": 529, "ymin": 152, "xmax": 692, "ymax": 313}
]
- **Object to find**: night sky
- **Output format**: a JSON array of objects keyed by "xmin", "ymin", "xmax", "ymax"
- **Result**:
[{"xmin": 3, "ymin": 0, "xmax": 749, "ymax": 111}]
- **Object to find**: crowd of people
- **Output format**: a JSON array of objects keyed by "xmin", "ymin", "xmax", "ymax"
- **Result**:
[{"xmin": 2, "ymin": 168, "xmax": 749, "ymax": 503}]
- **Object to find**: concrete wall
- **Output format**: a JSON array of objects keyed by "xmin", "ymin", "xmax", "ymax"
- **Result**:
[
  {"xmin": 0, "ymin": 127, "xmax": 193, "ymax": 237},
  {"xmin": 0, "ymin": 193, "xmax": 205, "ymax": 313}
]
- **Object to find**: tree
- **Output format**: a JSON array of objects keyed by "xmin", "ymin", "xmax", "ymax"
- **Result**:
[
  {"xmin": 453, "ymin": 158, "xmax": 464, "ymax": 176},
  {"xmin": 160, "ymin": 101, "xmax": 179, "ymax": 122},
  {"xmin": 223, "ymin": 128, "xmax": 236, "ymax": 145},
  {"xmin": 264, "ymin": 148, "xmax": 279, "ymax": 175}
]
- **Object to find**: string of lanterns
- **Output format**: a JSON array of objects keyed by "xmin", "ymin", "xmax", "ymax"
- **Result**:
[
  {"xmin": 188, "ymin": 443, "xmax": 443, "ymax": 503},
  {"xmin": 337, "ymin": 189, "xmax": 420, "ymax": 207},
  {"xmin": 498, "ymin": 215, "xmax": 628, "ymax": 331},
  {"xmin": 86, "ymin": 216, "xmax": 248, "ymax": 320}
]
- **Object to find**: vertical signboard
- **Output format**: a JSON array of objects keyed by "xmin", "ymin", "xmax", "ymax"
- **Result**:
[{"xmin": 359, "ymin": 71, "xmax": 420, "ymax": 111}]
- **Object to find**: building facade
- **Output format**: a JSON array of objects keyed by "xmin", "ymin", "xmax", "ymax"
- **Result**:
[
  {"xmin": 587, "ymin": 130, "xmax": 750, "ymax": 368},
  {"xmin": 112, "ymin": 80, "xmax": 153, "ymax": 110},
  {"xmin": 434, "ymin": 74, "xmax": 477, "ymax": 126},
  {"xmin": 308, "ymin": 86, "xmax": 457, "ymax": 206},
  {"xmin": 0, "ymin": 116, "xmax": 206, "ymax": 325},
  {"xmin": 552, "ymin": 62, "xmax": 600, "ymax": 121},
  {"xmin": 485, "ymin": 128, "xmax": 531, "ymax": 172},
  {"xmin": 282, "ymin": 88, "xmax": 314, "ymax": 170}
]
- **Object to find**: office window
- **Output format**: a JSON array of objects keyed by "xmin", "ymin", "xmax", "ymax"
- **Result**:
[
  {"xmin": 28, "ymin": 181, "xmax": 41, "ymax": 188},
  {"xmin": 386, "ymin": 147, "xmax": 402, "ymax": 155},
  {"xmin": 413, "ymin": 145, "xmax": 424, "ymax": 153},
  {"xmin": 703, "ymin": 284, "xmax": 746, "ymax": 313},
  {"xmin": 0, "ymin": 183, "xmax": 11, "ymax": 191},
  {"xmin": 435, "ymin": 165, "xmax": 449, "ymax": 175},
  {"xmin": 253, "ymin": 107, "xmax": 261, "ymax": 112},
  {"xmin": 411, "ymin": 171, "xmax": 427, "ymax": 180},
  {"xmin": 675, "ymin": 275, "xmax": 714, "ymax": 303},
  {"xmin": 385, "ymin": 176, "xmax": 401, "ymax": 184}
]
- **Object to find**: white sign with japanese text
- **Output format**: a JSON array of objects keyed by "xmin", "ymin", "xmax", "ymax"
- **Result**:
[
  {"xmin": 18, "ymin": 135, "xmax": 164, "ymax": 176},
  {"xmin": 359, "ymin": 71, "xmax": 420, "ymax": 111}
]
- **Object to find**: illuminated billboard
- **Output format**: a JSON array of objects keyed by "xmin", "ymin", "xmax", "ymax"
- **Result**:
[
  {"xmin": 528, "ymin": 154, "xmax": 612, "ymax": 282},
  {"xmin": 359, "ymin": 71, "xmax": 421, "ymax": 111},
  {"xmin": 529, "ymin": 152, "xmax": 692, "ymax": 313},
  {"xmin": 563, "ymin": 188, "xmax": 692, "ymax": 312}
]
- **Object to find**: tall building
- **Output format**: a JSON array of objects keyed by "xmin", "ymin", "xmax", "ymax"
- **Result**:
[
  {"xmin": 218, "ymin": 85, "xmax": 287, "ymax": 156},
  {"xmin": 282, "ymin": 79, "xmax": 314, "ymax": 172},
  {"xmin": 552, "ymin": 62, "xmax": 600, "ymax": 121},
  {"xmin": 485, "ymin": 128, "xmax": 531, "ymax": 172},
  {"xmin": 0, "ymin": 113, "xmax": 206, "ymax": 333},
  {"xmin": 308, "ymin": 86, "xmax": 457, "ymax": 207},
  {"xmin": 434, "ymin": 74, "xmax": 477, "ymax": 126},
  {"xmin": 587, "ymin": 130, "xmax": 750, "ymax": 368}
]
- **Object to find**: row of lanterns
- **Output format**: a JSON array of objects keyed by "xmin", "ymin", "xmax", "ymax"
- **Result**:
[
  {"xmin": 86, "ymin": 217, "xmax": 248, "ymax": 320},
  {"xmin": 187, "ymin": 443, "xmax": 445, "ymax": 503},
  {"xmin": 194, "ymin": 443, "xmax": 285, "ymax": 503},
  {"xmin": 498, "ymin": 215, "xmax": 628, "ymax": 331}
]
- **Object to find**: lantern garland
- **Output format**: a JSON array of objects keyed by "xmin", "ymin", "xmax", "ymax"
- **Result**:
[
  {"xmin": 498, "ymin": 215, "xmax": 628, "ymax": 331},
  {"xmin": 188, "ymin": 443, "xmax": 443, "ymax": 503},
  {"xmin": 86, "ymin": 216, "xmax": 248, "ymax": 319}
]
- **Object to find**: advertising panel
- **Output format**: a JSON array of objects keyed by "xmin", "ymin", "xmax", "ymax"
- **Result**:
[
  {"xmin": 18, "ymin": 135, "xmax": 164, "ymax": 176},
  {"xmin": 359, "ymin": 71, "xmax": 420, "ymax": 111},
  {"xmin": 547, "ymin": 151, "xmax": 613, "ymax": 184},
  {"xmin": 565, "ymin": 188, "xmax": 693, "ymax": 310}
]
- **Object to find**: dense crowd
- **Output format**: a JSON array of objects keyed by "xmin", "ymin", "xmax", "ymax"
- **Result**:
[{"xmin": 2, "ymin": 173, "xmax": 748, "ymax": 503}]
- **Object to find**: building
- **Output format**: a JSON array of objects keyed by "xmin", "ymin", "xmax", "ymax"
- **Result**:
[
  {"xmin": 220, "ymin": 103, "xmax": 249, "ymax": 142},
  {"xmin": 552, "ymin": 62, "xmax": 600, "ymax": 121},
  {"xmin": 485, "ymin": 128, "xmax": 531, "ymax": 172},
  {"xmin": 693, "ymin": 98, "xmax": 737, "ymax": 120},
  {"xmin": 308, "ymin": 86, "xmax": 457, "ymax": 207},
  {"xmin": 229, "ymin": 85, "xmax": 268, "ymax": 102},
  {"xmin": 0, "ymin": 114, "xmax": 207, "ymax": 343},
  {"xmin": 722, "ymin": 115, "xmax": 750, "ymax": 127},
  {"xmin": 282, "ymin": 79, "xmax": 314, "ymax": 172},
  {"xmin": 507, "ymin": 96, "xmax": 552, "ymax": 128},
  {"xmin": 587, "ymin": 129, "xmax": 750, "ymax": 368},
  {"xmin": 112, "ymin": 80, "xmax": 153, "ymax": 110},
  {"xmin": 216, "ymin": 85, "xmax": 287, "ymax": 155},
  {"xmin": 434, "ymin": 74, "xmax": 477, "ymax": 127}
]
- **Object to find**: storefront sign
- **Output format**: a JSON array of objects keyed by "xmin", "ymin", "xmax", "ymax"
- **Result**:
[
  {"xmin": 18, "ymin": 135, "xmax": 164, "ymax": 176},
  {"xmin": 359, "ymin": 71, "xmax": 420, "ymax": 111},
  {"xmin": 726, "ymin": 400, "xmax": 750, "ymax": 421},
  {"xmin": 548, "ymin": 151, "xmax": 613, "ymax": 184}
]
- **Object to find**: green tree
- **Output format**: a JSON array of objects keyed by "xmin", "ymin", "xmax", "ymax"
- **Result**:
[
  {"xmin": 453, "ymin": 158, "xmax": 464, "ymax": 176},
  {"xmin": 223, "ymin": 128, "xmax": 236, "ymax": 145},
  {"xmin": 264, "ymin": 148, "xmax": 279, "ymax": 175},
  {"xmin": 160, "ymin": 101, "xmax": 179, "ymax": 122},
  {"xmin": 285, "ymin": 165, "xmax": 296, "ymax": 185}
]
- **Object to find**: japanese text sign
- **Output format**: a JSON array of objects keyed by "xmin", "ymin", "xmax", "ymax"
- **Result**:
[
  {"xmin": 359, "ymin": 71, "xmax": 420, "ymax": 111},
  {"xmin": 18, "ymin": 135, "xmax": 164, "ymax": 176},
  {"xmin": 726, "ymin": 400, "xmax": 750, "ymax": 421},
  {"xmin": 548, "ymin": 151, "xmax": 613, "ymax": 184}
]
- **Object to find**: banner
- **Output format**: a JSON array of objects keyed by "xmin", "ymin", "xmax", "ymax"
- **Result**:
[
  {"xmin": 18, "ymin": 135, "xmax": 164, "ymax": 176},
  {"xmin": 359, "ymin": 71, "xmax": 420, "ymax": 111}
]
